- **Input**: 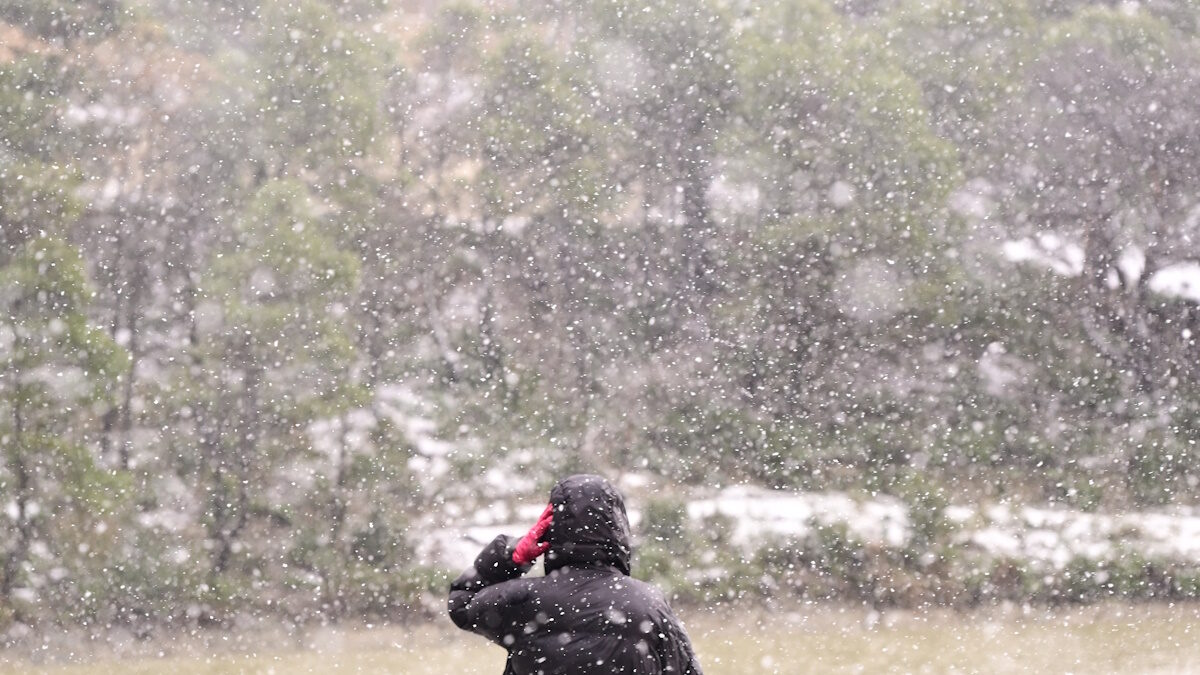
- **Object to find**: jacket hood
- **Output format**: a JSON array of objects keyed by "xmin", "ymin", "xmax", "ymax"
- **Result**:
[{"xmin": 544, "ymin": 474, "xmax": 632, "ymax": 576}]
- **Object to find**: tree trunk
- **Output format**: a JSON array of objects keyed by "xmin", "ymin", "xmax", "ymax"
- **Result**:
[
  {"xmin": 1, "ymin": 391, "xmax": 31, "ymax": 601},
  {"xmin": 118, "ymin": 275, "xmax": 143, "ymax": 471},
  {"xmin": 679, "ymin": 123, "xmax": 715, "ymax": 296}
]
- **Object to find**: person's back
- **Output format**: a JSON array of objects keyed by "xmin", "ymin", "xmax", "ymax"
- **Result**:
[{"xmin": 448, "ymin": 474, "xmax": 703, "ymax": 675}]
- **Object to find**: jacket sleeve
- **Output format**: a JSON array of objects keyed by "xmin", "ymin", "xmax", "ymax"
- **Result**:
[{"xmin": 447, "ymin": 534, "xmax": 536, "ymax": 645}]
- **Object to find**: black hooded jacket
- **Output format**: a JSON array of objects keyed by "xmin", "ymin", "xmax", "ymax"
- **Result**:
[{"xmin": 448, "ymin": 475, "xmax": 703, "ymax": 675}]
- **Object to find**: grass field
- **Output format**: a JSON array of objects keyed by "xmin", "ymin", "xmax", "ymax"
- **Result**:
[{"xmin": 2, "ymin": 602, "xmax": 1199, "ymax": 674}]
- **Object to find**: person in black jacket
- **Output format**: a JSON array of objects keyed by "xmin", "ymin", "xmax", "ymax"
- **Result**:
[{"xmin": 448, "ymin": 474, "xmax": 704, "ymax": 675}]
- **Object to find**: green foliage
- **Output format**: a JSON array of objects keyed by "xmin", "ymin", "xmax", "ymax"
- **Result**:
[
  {"xmin": 641, "ymin": 496, "xmax": 691, "ymax": 556},
  {"xmin": 1127, "ymin": 430, "xmax": 1197, "ymax": 507},
  {"xmin": 255, "ymin": 0, "xmax": 386, "ymax": 172},
  {"xmin": 884, "ymin": 0, "xmax": 1038, "ymax": 148},
  {"xmin": 888, "ymin": 472, "xmax": 953, "ymax": 550},
  {"xmin": 1046, "ymin": 6, "xmax": 1179, "ymax": 64},
  {"xmin": 0, "ymin": 0, "xmax": 125, "ymax": 42},
  {"xmin": 0, "ymin": 159, "xmax": 82, "ymax": 253},
  {"xmin": 0, "ymin": 55, "xmax": 84, "ymax": 253},
  {"xmin": 0, "ymin": 55, "xmax": 74, "ymax": 156},
  {"xmin": 0, "ymin": 236, "xmax": 127, "ymax": 612},
  {"xmin": 734, "ymin": 0, "xmax": 960, "ymax": 261},
  {"xmin": 0, "ymin": 236, "xmax": 129, "ymax": 400},
  {"xmin": 473, "ymin": 36, "xmax": 612, "ymax": 219},
  {"xmin": 349, "ymin": 515, "xmax": 409, "ymax": 568},
  {"xmin": 210, "ymin": 179, "xmax": 363, "ymax": 417},
  {"xmin": 185, "ymin": 179, "xmax": 366, "ymax": 588}
]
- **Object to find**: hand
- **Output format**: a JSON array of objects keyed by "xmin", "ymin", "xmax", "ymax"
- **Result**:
[{"xmin": 512, "ymin": 504, "xmax": 554, "ymax": 565}]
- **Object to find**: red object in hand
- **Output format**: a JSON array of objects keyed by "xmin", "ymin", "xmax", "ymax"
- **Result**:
[{"xmin": 512, "ymin": 504, "xmax": 554, "ymax": 565}]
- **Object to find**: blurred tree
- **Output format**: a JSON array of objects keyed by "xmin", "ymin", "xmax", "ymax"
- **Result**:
[
  {"xmin": 0, "ymin": 0, "xmax": 124, "ymax": 43},
  {"xmin": 466, "ymin": 34, "xmax": 619, "ymax": 437},
  {"xmin": 408, "ymin": 7, "xmax": 631, "ymax": 473},
  {"xmin": 584, "ymin": 0, "xmax": 737, "ymax": 301},
  {"xmin": 884, "ymin": 0, "xmax": 1037, "ymax": 151},
  {"xmin": 990, "ymin": 8, "xmax": 1200, "ymax": 499},
  {"xmin": 0, "ymin": 237, "xmax": 127, "ymax": 614},
  {"xmin": 185, "ymin": 180, "xmax": 363, "ymax": 582},
  {"xmin": 254, "ymin": 0, "xmax": 385, "ymax": 179},
  {"xmin": 688, "ymin": 0, "xmax": 960, "ymax": 482},
  {"xmin": 0, "ymin": 55, "xmax": 81, "ymax": 255}
]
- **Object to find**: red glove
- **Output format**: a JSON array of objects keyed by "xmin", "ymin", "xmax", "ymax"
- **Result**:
[{"xmin": 512, "ymin": 504, "xmax": 554, "ymax": 565}]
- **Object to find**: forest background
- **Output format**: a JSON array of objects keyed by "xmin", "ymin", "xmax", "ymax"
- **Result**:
[{"xmin": 3, "ymin": 0, "xmax": 1200, "ymax": 633}]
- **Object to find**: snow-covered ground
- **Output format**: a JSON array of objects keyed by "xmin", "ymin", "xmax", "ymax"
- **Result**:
[
  {"xmin": 312, "ymin": 387, "xmax": 1200, "ymax": 576},
  {"xmin": 684, "ymin": 485, "xmax": 909, "ymax": 548},
  {"xmin": 953, "ymin": 503, "xmax": 1200, "ymax": 569},
  {"xmin": 419, "ymin": 483, "xmax": 1200, "ymax": 573},
  {"xmin": 375, "ymin": 384, "xmax": 456, "ymax": 480}
]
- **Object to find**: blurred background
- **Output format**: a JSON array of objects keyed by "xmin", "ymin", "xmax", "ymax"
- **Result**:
[{"xmin": 2, "ymin": 0, "xmax": 1200, "ymax": 670}]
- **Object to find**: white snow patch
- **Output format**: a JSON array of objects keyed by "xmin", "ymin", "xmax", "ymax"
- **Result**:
[
  {"xmin": 686, "ymin": 486, "xmax": 909, "ymax": 548},
  {"xmin": 421, "ymin": 487, "xmax": 911, "ymax": 571},
  {"xmin": 971, "ymin": 528, "xmax": 1022, "ymax": 558},
  {"xmin": 483, "ymin": 466, "xmax": 537, "ymax": 496},
  {"xmin": 945, "ymin": 505, "xmax": 975, "ymax": 524},
  {"xmin": 137, "ymin": 508, "xmax": 192, "ymax": 533},
  {"xmin": 62, "ymin": 103, "xmax": 142, "ymax": 127},
  {"xmin": 419, "ymin": 486, "xmax": 1200, "ymax": 575},
  {"xmin": 948, "ymin": 179, "xmax": 995, "ymax": 220},
  {"xmin": 418, "ymin": 525, "xmax": 512, "ymax": 571},
  {"xmin": 617, "ymin": 472, "xmax": 654, "ymax": 490},
  {"xmin": 1148, "ymin": 262, "xmax": 1200, "ymax": 303},
  {"xmin": 977, "ymin": 342, "xmax": 1027, "ymax": 397},
  {"xmin": 956, "ymin": 503, "xmax": 1200, "ymax": 568},
  {"xmin": 376, "ymin": 384, "xmax": 455, "ymax": 464},
  {"xmin": 834, "ymin": 256, "xmax": 905, "ymax": 321},
  {"xmin": 708, "ymin": 174, "xmax": 762, "ymax": 216},
  {"xmin": 1117, "ymin": 246, "xmax": 1146, "ymax": 286},
  {"xmin": 308, "ymin": 410, "xmax": 377, "ymax": 466},
  {"xmin": 1002, "ymin": 233, "xmax": 1084, "ymax": 276},
  {"xmin": 827, "ymin": 181, "xmax": 855, "ymax": 209}
]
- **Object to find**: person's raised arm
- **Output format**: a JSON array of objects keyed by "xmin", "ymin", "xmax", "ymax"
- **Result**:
[{"xmin": 446, "ymin": 505, "xmax": 553, "ymax": 641}]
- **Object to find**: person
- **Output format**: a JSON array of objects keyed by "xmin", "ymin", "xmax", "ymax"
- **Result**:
[{"xmin": 448, "ymin": 474, "xmax": 704, "ymax": 674}]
